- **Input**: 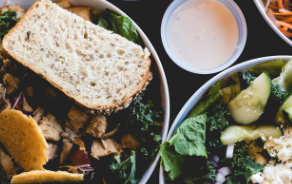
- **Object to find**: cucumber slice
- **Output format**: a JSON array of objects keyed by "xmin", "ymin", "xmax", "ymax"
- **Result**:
[
  {"xmin": 220, "ymin": 125, "xmax": 282, "ymax": 145},
  {"xmin": 283, "ymin": 106, "xmax": 292, "ymax": 123},
  {"xmin": 276, "ymin": 95, "xmax": 292, "ymax": 124},
  {"xmin": 227, "ymin": 73, "xmax": 272, "ymax": 124}
]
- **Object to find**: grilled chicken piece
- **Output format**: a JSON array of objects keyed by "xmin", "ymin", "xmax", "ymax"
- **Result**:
[
  {"xmin": 55, "ymin": 1, "xmax": 71, "ymax": 9},
  {"xmin": 33, "ymin": 107, "xmax": 45, "ymax": 123},
  {"xmin": 0, "ymin": 84, "xmax": 6, "ymax": 100},
  {"xmin": 67, "ymin": 7, "xmax": 93, "ymax": 21},
  {"xmin": 121, "ymin": 134, "xmax": 140, "ymax": 149},
  {"xmin": 0, "ymin": 149, "xmax": 17, "ymax": 179},
  {"xmin": 23, "ymin": 96, "xmax": 33, "ymax": 112},
  {"xmin": 1, "ymin": 5, "xmax": 25, "ymax": 18},
  {"xmin": 60, "ymin": 138, "xmax": 73, "ymax": 164},
  {"xmin": 66, "ymin": 106, "xmax": 89, "ymax": 133},
  {"xmin": 86, "ymin": 115, "xmax": 108, "ymax": 138},
  {"xmin": 39, "ymin": 113, "xmax": 63, "ymax": 141},
  {"xmin": 91, "ymin": 138, "xmax": 119, "ymax": 158},
  {"xmin": 62, "ymin": 127, "xmax": 86, "ymax": 151},
  {"xmin": 3, "ymin": 73, "xmax": 20, "ymax": 94},
  {"xmin": 46, "ymin": 143, "xmax": 58, "ymax": 160}
]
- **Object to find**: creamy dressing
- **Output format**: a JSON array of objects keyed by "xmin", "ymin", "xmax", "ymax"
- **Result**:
[{"xmin": 167, "ymin": 0, "xmax": 239, "ymax": 70}]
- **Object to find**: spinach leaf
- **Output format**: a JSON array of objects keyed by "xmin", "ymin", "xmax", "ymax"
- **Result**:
[
  {"xmin": 96, "ymin": 9, "xmax": 141, "ymax": 45},
  {"xmin": 0, "ymin": 10, "xmax": 20, "ymax": 43},
  {"xmin": 187, "ymin": 80, "xmax": 223, "ymax": 118},
  {"xmin": 159, "ymin": 142, "xmax": 186, "ymax": 180},
  {"xmin": 108, "ymin": 150, "xmax": 139, "ymax": 184},
  {"xmin": 168, "ymin": 113, "xmax": 208, "ymax": 157}
]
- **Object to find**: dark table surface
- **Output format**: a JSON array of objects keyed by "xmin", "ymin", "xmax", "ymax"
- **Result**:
[{"xmin": 106, "ymin": 0, "xmax": 292, "ymax": 183}]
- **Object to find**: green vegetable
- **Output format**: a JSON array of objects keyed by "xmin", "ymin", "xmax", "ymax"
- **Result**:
[
  {"xmin": 276, "ymin": 94, "xmax": 292, "ymax": 124},
  {"xmin": 273, "ymin": 59, "xmax": 292, "ymax": 91},
  {"xmin": 183, "ymin": 160, "xmax": 216, "ymax": 184},
  {"xmin": 168, "ymin": 113, "xmax": 208, "ymax": 157},
  {"xmin": 272, "ymin": 83, "xmax": 288, "ymax": 101},
  {"xmin": 247, "ymin": 59, "xmax": 286, "ymax": 76},
  {"xmin": 0, "ymin": 10, "xmax": 20, "ymax": 43},
  {"xmin": 242, "ymin": 71, "xmax": 256, "ymax": 85},
  {"xmin": 188, "ymin": 80, "xmax": 223, "ymax": 118},
  {"xmin": 159, "ymin": 142, "xmax": 186, "ymax": 180},
  {"xmin": 108, "ymin": 150, "xmax": 139, "ymax": 184},
  {"xmin": 223, "ymin": 147, "xmax": 265, "ymax": 184},
  {"xmin": 124, "ymin": 93, "xmax": 163, "ymax": 161},
  {"xmin": 220, "ymin": 125, "xmax": 282, "ymax": 145},
  {"xmin": 283, "ymin": 106, "xmax": 292, "ymax": 123},
  {"xmin": 206, "ymin": 104, "xmax": 230, "ymax": 148},
  {"xmin": 96, "ymin": 9, "xmax": 141, "ymax": 45}
]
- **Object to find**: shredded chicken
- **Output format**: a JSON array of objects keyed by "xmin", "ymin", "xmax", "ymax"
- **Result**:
[
  {"xmin": 39, "ymin": 113, "xmax": 63, "ymax": 141},
  {"xmin": 0, "ymin": 5, "xmax": 25, "ymax": 18},
  {"xmin": 46, "ymin": 143, "xmax": 58, "ymax": 160},
  {"xmin": 23, "ymin": 95, "xmax": 33, "ymax": 112},
  {"xmin": 0, "ymin": 84, "xmax": 6, "ymax": 100},
  {"xmin": 62, "ymin": 127, "xmax": 86, "ymax": 151},
  {"xmin": 66, "ymin": 106, "xmax": 89, "ymax": 133},
  {"xmin": 0, "ymin": 149, "xmax": 17, "ymax": 179},
  {"xmin": 86, "ymin": 115, "xmax": 108, "ymax": 138},
  {"xmin": 3, "ymin": 73, "xmax": 20, "ymax": 94},
  {"xmin": 91, "ymin": 138, "xmax": 119, "ymax": 159},
  {"xmin": 33, "ymin": 107, "xmax": 45, "ymax": 123},
  {"xmin": 55, "ymin": 1, "xmax": 71, "ymax": 9},
  {"xmin": 121, "ymin": 134, "xmax": 140, "ymax": 149},
  {"xmin": 60, "ymin": 138, "xmax": 73, "ymax": 164},
  {"xmin": 101, "ymin": 123, "xmax": 120, "ymax": 139},
  {"xmin": 24, "ymin": 86, "xmax": 34, "ymax": 97}
]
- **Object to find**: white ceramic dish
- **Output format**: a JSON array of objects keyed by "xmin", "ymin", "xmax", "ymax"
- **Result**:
[
  {"xmin": 254, "ymin": 0, "xmax": 292, "ymax": 47},
  {"xmin": 159, "ymin": 55, "xmax": 292, "ymax": 184},
  {"xmin": 0, "ymin": 0, "xmax": 170, "ymax": 183},
  {"xmin": 161, "ymin": 0, "xmax": 247, "ymax": 74}
]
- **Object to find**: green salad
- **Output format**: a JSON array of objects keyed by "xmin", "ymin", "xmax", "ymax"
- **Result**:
[{"xmin": 160, "ymin": 59, "xmax": 292, "ymax": 184}]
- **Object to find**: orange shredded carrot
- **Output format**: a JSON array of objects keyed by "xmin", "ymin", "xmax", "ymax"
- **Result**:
[
  {"xmin": 279, "ymin": 8, "xmax": 291, "ymax": 13},
  {"xmin": 281, "ymin": 16, "xmax": 292, "ymax": 22},
  {"xmin": 277, "ymin": 0, "xmax": 283, "ymax": 9},
  {"xmin": 283, "ymin": 26, "xmax": 288, "ymax": 31},
  {"xmin": 284, "ymin": 0, "xmax": 289, "ymax": 9},
  {"xmin": 273, "ymin": 12, "xmax": 292, "ymax": 16},
  {"xmin": 278, "ymin": 27, "xmax": 292, "ymax": 37},
  {"xmin": 276, "ymin": 20, "xmax": 292, "ymax": 29},
  {"xmin": 269, "ymin": 4, "xmax": 279, "ymax": 9}
]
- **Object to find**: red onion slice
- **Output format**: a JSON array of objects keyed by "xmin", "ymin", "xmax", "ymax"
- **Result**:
[
  {"xmin": 218, "ymin": 166, "xmax": 232, "ymax": 176},
  {"xmin": 216, "ymin": 172, "xmax": 226, "ymax": 184}
]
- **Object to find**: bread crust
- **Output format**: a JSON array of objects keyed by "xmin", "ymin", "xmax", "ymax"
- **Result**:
[{"xmin": 1, "ymin": 0, "xmax": 152, "ymax": 114}]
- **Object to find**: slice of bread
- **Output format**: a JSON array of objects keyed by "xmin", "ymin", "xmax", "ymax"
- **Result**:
[
  {"xmin": 2, "ymin": 0, "xmax": 152, "ymax": 114},
  {"xmin": 0, "ymin": 109, "xmax": 48, "ymax": 171},
  {"xmin": 11, "ymin": 170, "xmax": 83, "ymax": 183}
]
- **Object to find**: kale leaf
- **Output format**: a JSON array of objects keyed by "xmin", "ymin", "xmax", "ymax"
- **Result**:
[
  {"xmin": 96, "ymin": 9, "xmax": 141, "ymax": 45},
  {"xmin": 206, "ymin": 104, "xmax": 230, "ymax": 148},
  {"xmin": 108, "ymin": 150, "xmax": 139, "ymax": 184},
  {"xmin": 222, "ymin": 147, "xmax": 264, "ymax": 184},
  {"xmin": 242, "ymin": 71, "xmax": 256, "ymax": 85},
  {"xmin": 272, "ymin": 83, "xmax": 288, "ymax": 101},
  {"xmin": 0, "ymin": 10, "xmax": 19, "ymax": 43}
]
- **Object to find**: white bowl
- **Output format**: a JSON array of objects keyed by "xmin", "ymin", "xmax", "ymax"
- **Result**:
[
  {"xmin": 0, "ymin": 0, "xmax": 170, "ymax": 183},
  {"xmin": 159, "ymin": 55, "xmax": 292, "ymax": 184},
  {"xmin": 161, "ymin": 0, "xmax": 247, "ymax": 74},
  {"xmin": 254, "ymin": 0, "xmax": 292, "ymax": 47}
]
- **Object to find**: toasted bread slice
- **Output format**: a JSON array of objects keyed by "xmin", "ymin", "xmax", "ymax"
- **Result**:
[
  {"xmin": 2, "ymin": 0, "xmax": 152, "ymax": 114},
  {"xmin": 11, "ymin": 170, "xmax": 83, "ymax": 183},
  {"xmin": 0, "ymin": 109, "xmax": 48, "ymax": 171}
]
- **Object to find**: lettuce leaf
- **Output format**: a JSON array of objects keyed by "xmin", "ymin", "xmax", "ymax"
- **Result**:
[
  {"xmin": 168, "ymin": 113, "xmax": 208, "ymax": 157},
  {"xmin": 159, "ymin": 142, "xmax": 186, "ymax": 180},
  {"xmin": 187, "ymin": 80, "xmax": 223, "ymax": 118},
  {"xmin": 96, "ymin": 9, "xmax": 141, "ymax": 45}
]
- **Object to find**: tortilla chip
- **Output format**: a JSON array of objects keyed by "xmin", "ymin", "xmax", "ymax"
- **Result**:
[
  {"xmin": 0, "ymin": 109, "xmax": 48, "ymax": 171},
  {"xmin": 11, "ymin": 170, "xmax": 84, "ymax": 183}
]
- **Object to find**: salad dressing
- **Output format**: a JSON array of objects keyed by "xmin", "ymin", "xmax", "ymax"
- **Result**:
[{"xmin": 167, "ymin": 0, "xmax": 239, "ymax": 69}]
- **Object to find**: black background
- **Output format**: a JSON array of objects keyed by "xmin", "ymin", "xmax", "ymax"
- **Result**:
[{"xmin": 106, "ymin": 0, "xmax": 292, "ymax": 183}]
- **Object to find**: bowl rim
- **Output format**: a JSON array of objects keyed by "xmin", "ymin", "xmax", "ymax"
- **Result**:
[
  {"xmin": 160, "ymin": 0, "xmax": 247, "ymax": 74},
  {"xmin": 0, "ymin": 0, "xmax": 171, "ymax": 183},
  {"xmin": 253, "ymin": 0, "xmax": 292, "ymax": 47},
  {"xmin": 159, "ymin": 55, "xmax": 292, "ymax": 184}
]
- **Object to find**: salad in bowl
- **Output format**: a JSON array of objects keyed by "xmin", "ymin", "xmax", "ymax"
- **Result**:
[{"xmin": 160, "ymin": 56, "xmax": 292, "ymax": 184}]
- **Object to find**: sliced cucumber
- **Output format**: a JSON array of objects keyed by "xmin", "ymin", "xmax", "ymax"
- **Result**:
[
  {"xmin": 284, "ymin": 106, "xmax": 292, "ymax": 123},
  {"xmin": 276, "ymin": 95, "xmax": 292, "ymax": 124},
  {"xmin": 227, "ymin": 72, "xmax": 272, "ymax": 124},
  {"xmin": 220, "ymin": 125, "xmax": 282, "ymax": 145}
]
